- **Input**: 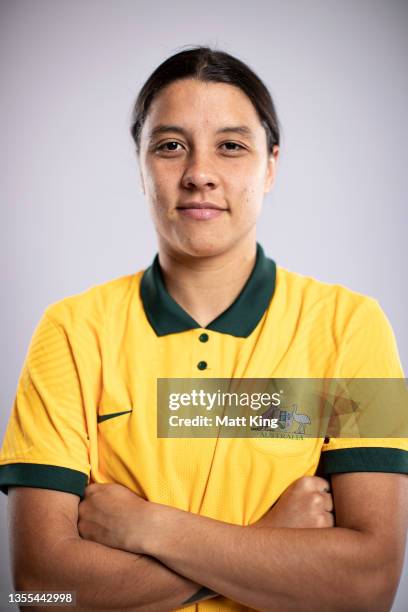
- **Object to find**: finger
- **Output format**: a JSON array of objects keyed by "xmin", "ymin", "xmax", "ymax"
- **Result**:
[
  {"xmin": 324, "ymin": 511, "xmax": 335, "ymax": 527},
  {"xmin": 321, "ymin": 491, "xmax": 334, "ymax": 512},
  {"xmin": 306, "ymin": 476, "xmax": 331, "ymax": 492},
  {"xmin": 86, "ymin": 483, "xmax": 102, "ymax": 494}
]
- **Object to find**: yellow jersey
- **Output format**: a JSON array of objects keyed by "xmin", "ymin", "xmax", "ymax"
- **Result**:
[{"xmin": 1, "ymin": 242, "xmax": 407, "ymax": 611}]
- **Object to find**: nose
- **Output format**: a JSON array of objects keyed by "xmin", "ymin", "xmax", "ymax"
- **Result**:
[{"xmin": 181, "ymin": 151, "xmax": 219, "ymax": 191}]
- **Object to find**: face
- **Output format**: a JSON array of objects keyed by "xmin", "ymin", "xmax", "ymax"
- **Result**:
[{"xmin": 138, "ymin": 78, "xmax": 279, "ymax": 258}]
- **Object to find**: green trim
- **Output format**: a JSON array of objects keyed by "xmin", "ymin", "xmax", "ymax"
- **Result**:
[
  {"xmin": 141, "ymin": 252, "xmax": 198, "ymax": 336},
  {"xmin": 97, "ymin": 409, "xmax": 133, "ymax": 423},
  {"xmin": 322, "ymin": 447, "xmax": 408, "ymax": 475},
  {"xmin": 140, "ymin": 242, "xmax": 276, "ymax": 337},
  {"xmin": 182, "ymin": 587, "xmax": 218, "ymax": 604},
  {"xmin": 0, "ymin": 463, "xmax": 88, "ymax": 500}
]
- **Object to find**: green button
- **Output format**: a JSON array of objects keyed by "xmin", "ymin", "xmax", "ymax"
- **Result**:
[
  {"xmin": 199, "ymin": 333, "xmax": 209, "ymax": 343},
  {"xmin": 197, "ymin": 361, "xmax": 207, "ymax": 370}
]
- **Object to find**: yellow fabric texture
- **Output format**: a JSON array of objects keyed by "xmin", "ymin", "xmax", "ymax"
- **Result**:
[{"xmin": 0, "ymin": 264, "xmax": 406, "ymax": 611}]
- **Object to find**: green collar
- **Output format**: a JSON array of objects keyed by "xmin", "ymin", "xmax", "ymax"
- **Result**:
[{"xmin": 140, "ymin": 242, "xmax": 276, "ymax": 338}]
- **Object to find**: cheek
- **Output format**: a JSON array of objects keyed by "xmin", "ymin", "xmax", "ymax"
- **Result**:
[
  {"xmin": 144, "ymin": 168, "xmax": 168, "ymax": 206},
  {"xmin": 146, "ymin": 177, "xmax": 179, "ymax": 223},
  {"xmin": 235, "ymin": 184, "xmax": 263, "ymax": 218},
  {"xmin": 229, "ymin": 161, "xmax": 265, "ymax": 199},
  {"xmin": 145, "ymin": 172, "xmax": 163, "ymax": 200},
  {"xmin": 144, "ymin": 159, "xmax": 175, "ymax": 196}
]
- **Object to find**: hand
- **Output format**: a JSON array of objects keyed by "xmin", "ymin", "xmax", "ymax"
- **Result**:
[
  {"xmin": 78, "ymin": 483, "xmax": 153, "ymax": 552},
  {"xmin": 252, "ymin": 476, "xmax": 334, "ymax": 530}
]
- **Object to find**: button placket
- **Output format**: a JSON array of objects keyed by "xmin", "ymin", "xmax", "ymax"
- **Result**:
[{"xmin": 193, "ymin": 330, "xmax": 213, "ymax": 374}]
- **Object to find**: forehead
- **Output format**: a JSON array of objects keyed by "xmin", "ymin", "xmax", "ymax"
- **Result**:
[{"xmin": 142, "ymin": 78, "xmax": 262, "ymax": 133}]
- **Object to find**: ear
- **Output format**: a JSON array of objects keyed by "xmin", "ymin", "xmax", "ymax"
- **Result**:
[{"xmin": 264, "ymin": 145, "xmax": 279, "ymax": 193}]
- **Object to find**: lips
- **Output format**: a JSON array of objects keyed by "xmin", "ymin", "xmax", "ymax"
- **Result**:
[
  {"xmin": 176, "ymin": 202, "xmax": 227, "ymax": 220},
  {"xmin": 177, "ymin": 201, "xmax": 226, "ymax": 210}
]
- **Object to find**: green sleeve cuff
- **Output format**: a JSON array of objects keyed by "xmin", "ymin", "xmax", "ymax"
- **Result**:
[
  {"xmin": 182, "ymin": 587, "xmax": 218, "ymax": 604},
  {"xmin": 321, "ymin": 447, "xmax": 408, "ymax": 475},
  {"xmin": 0, "ymin": 463, "xmax": 89, "ymax": 500}
]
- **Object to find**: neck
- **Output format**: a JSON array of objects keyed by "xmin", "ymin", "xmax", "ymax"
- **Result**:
[{"xmin": 157, "ymin": 235, "xmax": 258, "ymax": 328}]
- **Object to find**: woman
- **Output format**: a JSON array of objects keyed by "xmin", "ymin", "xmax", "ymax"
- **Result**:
[{"xmin": 1, "ymin": 46, "xmax": 407, "ymax": 611}]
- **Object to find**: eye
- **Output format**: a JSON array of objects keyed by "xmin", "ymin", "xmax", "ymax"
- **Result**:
[
  {"xmin": 219, "ymin": 141, "xmax": 246, "ymax": 153},
  {"xmin": 155, "ymin": 141, "xmax": 184, "ymax": 153}
]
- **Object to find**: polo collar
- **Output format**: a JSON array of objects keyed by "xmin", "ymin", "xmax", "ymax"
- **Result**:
[{"xmin": 140, "ymin": 242, "xmax": 276, "ymax": 338}]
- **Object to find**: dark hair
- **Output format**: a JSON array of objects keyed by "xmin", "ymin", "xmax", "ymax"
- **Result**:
[{"xmin": 130, "ymin": 45, "xmax": 281, "ymax": 155}]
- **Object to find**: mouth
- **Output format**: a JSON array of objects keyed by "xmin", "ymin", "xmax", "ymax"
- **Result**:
[{"xmin": 176, "ymin": 201, "xmax": 227, "ymax": 220}]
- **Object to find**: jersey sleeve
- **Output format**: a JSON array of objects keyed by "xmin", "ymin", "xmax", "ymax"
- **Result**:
[
  {"xmin": 320, "ymin": 296, "xmax": 408, "ymax": 475},
  {"xmin": 0, "ymin": 309, "xmax": 90, "ymax": 499}
]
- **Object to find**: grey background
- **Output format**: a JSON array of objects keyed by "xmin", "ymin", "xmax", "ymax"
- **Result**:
[{"xmin": 1, "ymin": 0, "xmax": 407, "ymax": 609}]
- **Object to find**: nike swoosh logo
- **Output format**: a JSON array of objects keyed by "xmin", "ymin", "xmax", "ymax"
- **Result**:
[{"xmin": 97, "ymin": 409, "xmax": 133, "ymax": 424}]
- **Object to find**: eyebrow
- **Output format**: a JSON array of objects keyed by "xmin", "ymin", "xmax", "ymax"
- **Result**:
[{"xmin": 149, "ymin": 124, "xmax": 255, "ymax": 139}]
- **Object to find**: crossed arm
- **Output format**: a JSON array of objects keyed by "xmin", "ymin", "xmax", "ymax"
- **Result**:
[
  {"xmin": 9, "ymin": 486, "xmax": 201, "ymax": 611},
  {"xmin": 9, "ymin": 472, "xmax": 408, "ymax": 612}
]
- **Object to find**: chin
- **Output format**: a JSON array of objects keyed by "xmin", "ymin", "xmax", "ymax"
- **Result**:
[{"xmin": 177, "ymin": 235, "xmax": 231, "ymax": 259}]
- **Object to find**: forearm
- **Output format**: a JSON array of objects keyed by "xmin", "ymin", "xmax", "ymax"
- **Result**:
[
  {"xmin": 19, "ymin": 533, "xmax": 201, "ymax": 611},
  {"xmin": 142, "ymin": 507, "xmax": 391, "ymax": 612}
]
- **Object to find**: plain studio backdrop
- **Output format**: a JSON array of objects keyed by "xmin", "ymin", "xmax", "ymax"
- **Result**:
[{"xmin": 1, "ymin": 0, "xmax": 407, "ymax": 608}]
